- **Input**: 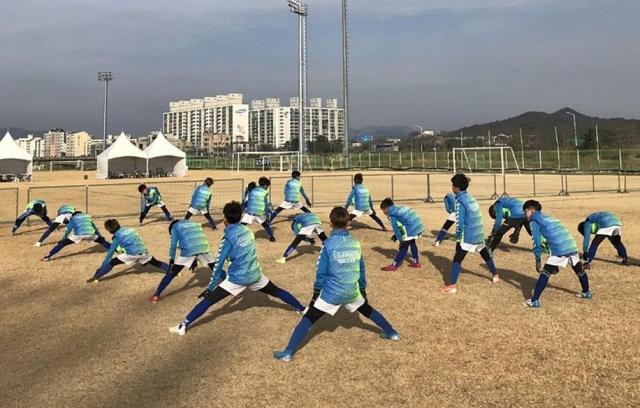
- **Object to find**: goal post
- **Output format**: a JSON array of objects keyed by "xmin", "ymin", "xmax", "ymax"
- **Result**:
[
  {"xmin": 233, "ymin": 151, "xmax": 301, "ymax": 173},
  {"xmin": 452, "ymin": 147, "xmax": 520, "ymax": 198}
]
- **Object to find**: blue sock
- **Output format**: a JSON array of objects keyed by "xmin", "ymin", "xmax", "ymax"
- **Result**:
[
  {"xmin": 450, "ymin": 262, "xmax": 462, "ymax": 284},
  {"xmin": 436, "ymin": 229, "xmax": 447, "ymax": 242},
  {"xmin": 616, "ymin": 242, "xmax": 628, "ymax": 260},
  {"xmin": 370, "ymin": 214, "xmax": 385, "ymax": 229},
  {"xmin": 154, "ymin": 273, "xmax": 176, "ymax": 297},
  {"xmin": 367, "ymin": 309, "xmax": 395, "ymax": 333},
  {"xmin": 578, "ymin": 272, "xmax": 589, "ymax": 293},
  {"xmin": 393, "ymin": 244, "xmax": 409, "ymax": 265},
  {"xmin": 485, "ymin": 258, "xmax": 497, "ymax": 274},
  {"xmin": 284, "ymin": 317, "xmax": 313, "ymax": 353},
  {"xmin": 94, "ymin": 264, "xmax": 113, "ymax": 279},
  {"xmin": 283, "ymin": 244, "xmax": 296, "ymax": 258},
  {"xmin": 262, "ymin": 222, "xmax": 275, "ymax": 239},
  {"xmin": 587, "ymin": 246, "xmax": 598, "ymax": 263},
  {"xmin": 410, "ymin": 241, "xmax": 419, "ymax": 262},
  {"xmin": 184, "ymin": 297, "xmax": 213, "ymax": 327},
  {"xmin": 277, "ymin": 289, "xmax": 304, "ymax": 311},
  {"xmin": 532, "ymin": 273, "xmax": 550, "ymax": 301},
  {"xmin": 48, "ymin": 240, "xmax": 71, "ymax": 257}
]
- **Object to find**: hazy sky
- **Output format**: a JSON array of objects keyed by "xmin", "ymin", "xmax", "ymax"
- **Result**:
[{"xmin": 1, "ymin": 0, "xmax": 638, "ymax": 136}]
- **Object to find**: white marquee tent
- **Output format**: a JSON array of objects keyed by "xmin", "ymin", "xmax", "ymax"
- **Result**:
[
  {"xmin": 0, "ymin": 131, "xmax": 33, "ymax": 178},
  {"xmin": 144, "ymin": 132, "xmax": 187, "ymax": 177},
  {"xmin": 96, "ymin": 132, "xmax": 147, "ymax": 179}
]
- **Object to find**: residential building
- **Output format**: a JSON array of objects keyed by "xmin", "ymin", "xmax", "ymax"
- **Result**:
[
  {"xmin": 43, "ymin": 128, "xmax": 66, "ymax": 158},
  {"xmin": 202, "ymin": 132, "xmax": 231, "ymax": 154},
  {"xmin": 67, "ymin": 131, "xmax": 92, "ymax": 157},
  {"xmin": 16, "ymin": 134, "xmax": 43, "ymax": 158}
]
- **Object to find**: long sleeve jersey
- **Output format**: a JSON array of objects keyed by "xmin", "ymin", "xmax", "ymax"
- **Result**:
[
  {"xmin": 168, "ymin": 220, "xmax": 210, "ymax": 259},
  {"xmin": 143, "ymin": 187, "xmax": 163, "ymax": 206},
  {"xmin": 190, "ymin": 185, "xmax": 212, "ymax": 210},
  {"xmin": 63, "ymin": 213, "xmax": 100, "ymax": 239},
  {"xmin": 313, "ymin": 229, "xmax": 367, "ymax": 305},
  {"xmin": 57, "ymin": 205, "xmax": 76, "ymax": 216},
  {"xmin": 345, "ymin": 184, "xmax": 373, "ymax": 212},
  {"xmin": 444, "ymin": 193, "xmax": 456, "ymax": 214},
  {"xmin": 25, "ymin": 199, "xmax": 47, "ymax": 214},
  {"xmin": 492, "ymin": 197, "xmax": 525, "ymax": 232},
  {"xmin": 581, "ymin": 212, "xmax": 622, "ymax": 254},
  {"xmin": 529, "ymin": 211, "xmax": 578, "ymax": 262},
  {"xmin": 209, "ymin": 223, "xmax": 262, "ymax": 289},
  {"xmin": 100, "ymin": 227, "xmax": 148, "ymax": 268},
  {"xmin": 386, "ymin": 205, "xmax": 424, "ymax": 239},
  {"xmin": 455, "ymin": 190, "xmax": 484, "ymax": 245},
  {"xmin": 292, "ymin": 212, "xmax": 322, "ymax": 235},
  {"xmin": 284, "ymin": 178, "xmax": 310, "ymax": 203},
  {"xmin": 245, "ymin": 186, "xmax": 270, "ymax": 216}
]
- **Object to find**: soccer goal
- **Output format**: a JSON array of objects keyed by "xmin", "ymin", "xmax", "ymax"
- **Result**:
[
  {"xmin": 233, "ymin": 151, "xmax": 301, "ymax": 172},
  {"xmin": 452, "ymin": 147, "xmax": 520, "ymax": 198}
]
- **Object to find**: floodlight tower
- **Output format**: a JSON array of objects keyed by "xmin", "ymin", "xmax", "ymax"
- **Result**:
[
  {"xmin": 342, "ymin": 0, "xmax": 350, "ymax": 156},
  {"xmin": 98, "ymin": 71, "xmax": 113, "ymax": 151},
  {"xmin": 288, "ymin": 0, "xmax": 308, "ymax": 169}
]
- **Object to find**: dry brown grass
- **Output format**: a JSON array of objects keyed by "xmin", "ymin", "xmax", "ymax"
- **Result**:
[{"xmin": 1, "ymin": 172, "xmax": 639, "ymax": 407}]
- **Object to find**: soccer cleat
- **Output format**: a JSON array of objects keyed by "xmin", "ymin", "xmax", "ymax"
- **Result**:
[
  {"xmin": 433, "ymin": 240, "xmax": 441, "ymax": 247},
  {"xmin": 42, "ymin": 255, "xmax": 51, "ymax": 262},
  {"xmin": 276, "ymin": 257, "xmax": 287, "ymax": 264},
  {"xmin": 440, "ymin": 284, "xmax": 458, "ymax": 294},
  {"xmin": 34, "ymin": 241, "xmax": 42, "ymax": 247},
  {"xmin": 169, "ymin": 323, "xmax": 187, "ymax": 336},
  {"xmin": 492, "ymin": 274, "xmax": 501, "ymax": 283},
  {"xmin": 11, "ymin": 226, "xmax": 17, "ymax": 236},
  {"xmin": 408, "ymin": 261, "xmax": 422, "ymax": 269},
  {"xmin": 617, "ymin": 257, "xmax": 629, "ymax": 266},
  {"xmin": 273, "ymin": 350, "xmax": 293, "ymax": 362},
  {"xmin": 148, "ymin": 294, "xmax": 160, "ymax": 304},
  {"xmin": 308, "ymin": 239, "xmax": 316, "ymax": 246},
  {"xmin": 269, "ymin": 237, "xmax": 276, "ymax": 242},
  {"xmin": 380, "ymin": 331, "xmax": 400, "ymax": 341},
  {"xmin": 524, "ymin": 299, "xmax": 540, "ymax": 308},
  {"xmin": 381, "ymin": 264, "xmax": 398, "ymax": 272},
  {"xmin": 575, "ymin": 291, "xmax": 592, "ymax": 300},
  {"xmin": 86, "ymin": 276, "xmax": 100, "ymax": 283}
]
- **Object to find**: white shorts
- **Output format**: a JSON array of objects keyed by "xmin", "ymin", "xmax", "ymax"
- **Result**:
[
  {"xmin": 350, "ymin": 209, "xmax": 374, "ymax": 218},
  {"xmin": 241, "ymin": 213, "xmax": 266, "ymax": 225},
  {"xmin": 68, "ymin": 234, "xmax": 99, "ymax": 244},
  {"xmin": 219, "ymin": 274, "xmax": 270, "ymax": 296},
  {"xmin": 460, "ymin": 242, "xmax": 486, "ymax": 253},
  {"xmin": 402, "ymin": 234, "xmax": 422, "ymax": 242},
  {"xmin": 175, "ymin": 252, "xmax": 216, "ymax": 268},
  {"xmin": 116, "ymin": 253, "xmax": 153, "ymax": 265},
  {"xmin": 54, "ymin": 213, "xmax": 73, "ymax": 224},
  {"xmin": 298, "ymin": 224, "xmax": 324, "ymax": 237},
  {"xmin": 596, "ymin": 226, "xmax": 621, "ymax": 236},
  {"xmin": 546, "ymin": 253, "xmax": 580, "ymax": 268},
  {"xmin": 314, "ymin": 296, "xmax": 365, "ymax": 316},
  {"xmin": 446, "ymin": 212, "xmax": 457, "ymax": 222},
  {"xmin": 188, "ymin": 207, "xmax": 209, "ymax": 215},
  {"xmin": 278, "ymin": 201, "xmax": 303, "ymax": 210}
]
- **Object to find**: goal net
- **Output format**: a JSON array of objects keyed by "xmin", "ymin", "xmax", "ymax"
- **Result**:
[
  {"xmin": 452, "ymin": 147, "xmax": 520, "ymax": 175},
  {"xmin": 233, "ymin": 151, "xmax": 301, "ymax": 172}
]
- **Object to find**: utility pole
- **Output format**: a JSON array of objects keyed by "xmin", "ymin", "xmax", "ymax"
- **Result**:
[
  {"xmin": 341, "ymin": 0, "xmax": 350, "ymax": 157},
  {"xmin": 288, "ymin": 1, "xmax": 308, "ymax": 170},
  {"xmin": 97, "ymin": 72, "xmax": 113, "ymax": 152}
]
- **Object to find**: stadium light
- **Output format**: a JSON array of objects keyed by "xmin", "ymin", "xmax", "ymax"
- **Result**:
[
  {"xmin": 98, "ymin": 71, "xmax": 113, "ymax": 152},
  {"xmin": 288, "ymin": 0, "xmax": 308, "ymax": 170},
  {"xmin": 342, "ymin": 0, "xmax": 350, "ymax": 158},
  {"xmin": 566, "ymin": 111, "xmax": 580, "ymax": 169}
]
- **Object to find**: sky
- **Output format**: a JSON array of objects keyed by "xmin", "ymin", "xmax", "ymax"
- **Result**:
[{"xmin": 1, "ymin": 0, "xmax": 639, "ymax": 137}]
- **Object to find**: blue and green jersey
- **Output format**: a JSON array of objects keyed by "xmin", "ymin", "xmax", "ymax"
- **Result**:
[
  {"xmin": 26, "ymin": 199, "xmax": 46, "ymax": 212},
  {"xmin": 345, "ymin": 184, "xmax": 373, "ymax": 212},
  {"xmin": 169, "ymin": 220, "xmax": 210, "ymax": 259},
  {"xmin": 386, "ymin": 205, "xmax": 424, "ymax": 240},
  {"xmin": 57, "ymin": 204, "xmax": 76, "ymax": 216},
  {"xmin": 100, "ymin": 227, "xmax": 148, "ymax": 268},
  {"xmin": 530, "ymin": 211, "xmax": 578, "ymax": 262},
  {"xmin": 492, "ymin": 197, "xmax": 525, "ymax": 231},
  {"xmin": 455, "ymin": 191, "xmax": 484, "ymax": 245},
  {"xmin": 284, "ymin": 178, "xmax": 310, "ymax": 203},
  {"xmin": 209, "ymin": 223, "xmax": 262, "ymax": 289},
  {"xmin": 144, "ymin": 187, "xmax": 163, "ymax": 206},
  {"xmin": 581, "ymin": 212, "xmax": 622, "ymax": 254},
  {"xmin": 444, "ymin": 193, "xmax": 456, "ymax": 214},
  {"xmin": 245, "ymin": 186, "xmax": 270, "ymax": 216},
  {"xmin": 190, "ymin": 184, "xmax": 212, "ymax": 210},
  {"xmin": 63, "ymin": 213, "xmax": 100, "ymax": 238},
  {"xmin": 291, "ymin": 212, "xmax": 321, "ymax": 235}
]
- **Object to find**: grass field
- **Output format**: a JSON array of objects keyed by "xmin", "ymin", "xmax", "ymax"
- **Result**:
[{"xmin": 1, "ymin": 170, "xmax": 639, "ymax": 407}]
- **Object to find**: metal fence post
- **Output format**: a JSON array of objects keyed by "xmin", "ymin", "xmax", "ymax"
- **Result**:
[
  {"xmin": 565, "ymin": 174, "xmax": 570, "ymax": 195},
  {"xmin": 391, "ymin": 175, "xmax": 395, "ymax": 200},
  {"xmin": 85, "ymin": 185, "xmax": 89, "ymax": 213},
  {"xmin": 539, "ymin": 150, "xmax": 542, "ymax": 169},
  {"xmin": 15, "ymin": 187, "xmax": 19, "ymax": 218},
  {"xmin": 490, "ymin": 172, "xmax": 499, "ymax": 199},
  {"xmin": 532, "ymin": 173, "xmax": 536, "ymax": 197},
  {"xmin": 592, "ymin": 174, "xmax": 595, "ymax": 192},
  {"xmin": 558, "ymin": 173, "xmax": 568, "ymax": 196},
  {"xmin": 311, "ymin": 176, "xmax": 315, "ymax": 204},
  {"xmin": 424, "ymin": 174, "xmax": 434, "ymax": 203}
]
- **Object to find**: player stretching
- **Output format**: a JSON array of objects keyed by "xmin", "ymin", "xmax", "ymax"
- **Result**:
[
  {"xmin": 441, "ymin": 174, "xmax": 498, "ymax": 294},
  {"xmin": 486, "ymin": 196, "xmax": 531, "ymax": 251},
  {"xmin": 12, "ymin": 199, "xmax": 52, "ymax": 235},
  {"xmin": 433, "ymin": 193, "xmax": 456, "ymax": 247},
  {"xmin": 168, "ymin": 201, "xmax": 304, "ymax": 335},
  {"xmin": 241, "ymin": 182, "xmax": 256, "ymax": 211},
  {"xmin": 138, "ymin": 184, "xmax": 173, "ymax": 224},
  {"xmin": 344, "ymin": 173, "xmax": 386, "ymax": 230},
  {"xmin": 185, "ymin": 177, "xmax": 217, "ymax": 230},
  {"xmin": 380, "ymin": 198, "xmax": 425, "ymax": 271},
  {"xmin": 149, "ymin": 219, "xmax": 215, "ymax": 303},
  {"xmin": 578, "ymin": 212, "xmax": 628, "ymax": 267},
  {"xmin": 242, "ymin": 177, "xmax": 276, "ymax": 242},
  {"xmin": 276, "ymin": 212, "xmax": 327, "ymax": 264},
  {"xmin": 43, "ymin": 211, "xmax": 110, "ymax": 261},
  {"xmin": 523, "ymin": 200, "xmax": 591, "ymax": 307},
  {"xmin": 269, "ymin": 171, "xmax": 312, "ymax": 223},
  {"xmin": 34, "ymin": 204, "xmax": 76, "ymax": 247},
  {"xmin": 86, "ymin": 219, "xmax": 169, "ymax": 283},
  {"xmin": 273, "ymin": 207, "xmax": 399, "ymax": 362}
]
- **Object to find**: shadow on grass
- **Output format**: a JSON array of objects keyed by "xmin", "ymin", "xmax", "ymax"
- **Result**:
[
  {"xmin": 160, "ymin": 267, "xmax": 212, "ymax": 300},
  {"xmin": 100, "ymin": 263, "xmax": 169, "ymax": 282},
  {"xmin": 287, "ymin": 244, "xmax": 321, "ymax": 261},
  {"xmin": 48, "ymin": 244, "xmax": 108, "ymax": 261},
  {"xmin": 371, "ymin": 246, "xmax": 398, "ymax": 262}
]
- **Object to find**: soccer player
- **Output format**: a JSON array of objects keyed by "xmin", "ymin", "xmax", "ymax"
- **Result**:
[
  {"xmin": 433, "ymin": 193, "xmax": 456, "ymax": 247},
  {"xmin": 269, "ymin": 171, "xmax": 312, "ymax": 223},
  {"xmin": 149, "ymin": 219, "xmax": 215, "ymax": 303},
  {"xmin": 241, "ymin": 182, "xmax": 257, "ymax": 211},
  {"xmin": 43, "ymin": 211, "xmax": 111, "ymax": 261},
  {"xmin": 168, "ymin": 201, "xmax": 305, "ymax": 335},
  {"xmin": 523, "ymin": 200, "xmax": 592, "ymax": 308},
  {"xmin": 379, "ymin": 198, "xmax": 424, "ymax": 271},
  {"xmin": 486, "ymin": 196, "xmax": 531, "ymax": 251},
  {"xmin": 242, "ymin": 176, "xmax": 276, "ymax": 242},
  {"xmin": 86, "ymin": 219, "xmax": 169, "ymax": 283},
  {"xmin": 34, "ymin": 204, "xmax": 76, "ymax": 246},
  {"xmin": 578, "ymin": 212, "xmax": 628, "ymax": 267},
  {"xmin": 276, "ymin": 212, "xmax": 328, "ymax": 264},
  {"xmin": 344, "ymin": 173, "xmax": 386, "ymax": 230},
  {"xmin": 440, "ymin": 174, "xmax": 499, "ymax": 294},
  {"xmin": 12, "ymin": 199, "xmax": 52, "ymax": 235},
  {"xmin": 138, "ymin": 184, "xmax": 173, "ymax": 224},
  {"xmin": 185, "ymin": 177, "xmax": 217, "ymax": 230},
  {"xmin": 273, "ymin": 207, "xmax": 399, "ymax": 362}
]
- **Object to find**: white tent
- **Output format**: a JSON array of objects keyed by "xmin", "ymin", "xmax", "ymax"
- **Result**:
[
  {"xmin": 96, "ymin": 132, "xmax": 147, "ymax": 179},
  {"xmin": 144, "ymin": 132, "xmax": 187, "ymax": 177},
  {"xmin": 0, "ymin": 131, "xmax": 33, "ymax": 178}
]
